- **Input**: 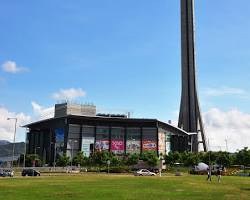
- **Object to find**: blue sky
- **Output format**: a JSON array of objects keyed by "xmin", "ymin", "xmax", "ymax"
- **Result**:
[{"xmin": 0, "ymin": 0, "xmax": 250, "ymax": 151}]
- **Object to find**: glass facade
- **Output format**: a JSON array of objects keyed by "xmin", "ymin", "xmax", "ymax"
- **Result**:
[
  {"xmin": 126, "ymin": 128, "xmax": 141, "ymax": 154},
  {"xmin": 111, "ymin": 127, "xmax": 125, "ymax": 154},
  {"xmin": 65, "ymin": 124, "xmax": 172, "ymax": 157},
  {"xmin": 55, "ymin": 128, "xmax": 64, "ymax": 157},
  {"xmin": 82, "ymin": 126, "xmax": 95, "ymax": 157},
  {"xmin": 95, "ymin": 126, "xmax": 109, "ymax": 151},
  {"xmin": 67, "ymin": 124, "xmax": 81, "ymax": 158}
]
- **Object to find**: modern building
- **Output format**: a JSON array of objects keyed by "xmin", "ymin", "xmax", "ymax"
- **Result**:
[{"xmin": 24, "ymin": 103, "xmax": 192, "ymax": 165}]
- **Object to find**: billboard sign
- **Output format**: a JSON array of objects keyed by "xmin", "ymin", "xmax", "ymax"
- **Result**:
[
  {"xmin": 142, "ymin": 140, "xmax": 157, "ymax": 151},
  {"xmin": 165, "ymin": 134, "xmax": 171, "ymax": 154},
  {"xmin": 158, "ymin": 132, "xmax": 166, "ymax": 155},
  {"xmin": 82, "ymin": 137, "xmax": 94, "ymax": 157},
  {"xmin": 126, "ymin": 140, "xmax": 140, "ymax": 154},
  {"xmin": 111, "ymin": 140, "xmax": 124, "ymax": 154},
  {"xmin": 95, "ymin": 140, "xmax": 109, "ymax": 151}
]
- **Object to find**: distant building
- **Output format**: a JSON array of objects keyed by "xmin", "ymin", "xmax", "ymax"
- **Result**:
[
  {"xmin": 0, "ymin": 156, "xmax": 19, "ymax": 167},
  {"xmin": 24, "ymin": 103, "xmax": 191, "ymax": 166}
]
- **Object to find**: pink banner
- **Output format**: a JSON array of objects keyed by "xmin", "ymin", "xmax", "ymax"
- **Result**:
[{"xmin": 111, "ymin": 140, "xmax": 124, "ymax": 151}]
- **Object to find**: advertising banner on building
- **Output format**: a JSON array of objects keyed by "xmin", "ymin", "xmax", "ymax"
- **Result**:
[
  {"xmin": 111, "ymin": 140, "xmax": 124, "ymax": 154},
  {"xmin": 142, "ymin": 140, "xmax": 157, "ymax": 151},
  {"xmin": 126, "ymin": 140, "xmax": 140, "ymax": 154},
  {"xmin": 95, "ymin": 140, "xmax": 109, "ymax": 151},
  {"xmin": 165, "ymin": 134, "xmax": 171, "ymax": 154},
  {"xmin": 55, "ymin": 128, "xmax": 64, "ymax": 156},
  {"xmin": 82, "ymin": 137, "xmax": 94, "ymax": 157},
  {"xmin": 158, "ymin": 132, "xmax": 166, "ymax": 155},
  {"xmin": 166, "ymin": 142, "xmax": 171, "ymax": 154}
]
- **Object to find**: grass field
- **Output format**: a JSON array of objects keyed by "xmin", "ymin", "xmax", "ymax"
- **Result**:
[{"xmin": 0, "ymin": 174, "xmax": 249, "ymax": 200}]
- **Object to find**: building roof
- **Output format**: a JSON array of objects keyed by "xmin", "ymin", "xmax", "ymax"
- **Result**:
[{"xmin": 23, "ymin": 115, "xmax": 188, "ymax": 136}]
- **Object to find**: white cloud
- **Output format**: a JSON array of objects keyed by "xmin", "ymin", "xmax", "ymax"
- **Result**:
[
  {"xmin": 51, "ymin": 88, "xmax": 86, "ymax": 100},
  {"xmin": 0, "ymin": 102, "xmax": 55, "ymax": 142},
  {"xmin": 203, "ymin": 87, "xmax": 247, "ymax": 97},
  {"xmin": 203, "ymin": 108, "xmax": 250, "ymax": 152},
  {"xmin": 31, "ymin": 101, "xmax": 54, "ymax": 120},
  {"xmin": 1, "ymin": 60, "xmax": 29, "ymax": 73},
  {"xmin": 0, "ymin": 107, "xmax": 31, "ymax": 142}
]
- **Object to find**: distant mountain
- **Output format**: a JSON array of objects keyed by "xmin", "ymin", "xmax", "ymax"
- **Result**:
[
  {"xmin": 0, "ymin": 140, "xmax": 10, "ymax": 146},
  {"xmin": 0, "ymin": 142, "xmax": 25, "ymax": 157}
]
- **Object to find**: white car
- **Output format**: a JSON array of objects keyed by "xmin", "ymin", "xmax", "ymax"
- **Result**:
[{"xmin": 134, "ymin": 169, "xmax": 156, "ymax": 176}]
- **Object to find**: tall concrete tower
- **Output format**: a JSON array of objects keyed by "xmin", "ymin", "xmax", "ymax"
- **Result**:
[{"xmin": 178, "ymin": 0, "xmax": 207, "ymax": 152}]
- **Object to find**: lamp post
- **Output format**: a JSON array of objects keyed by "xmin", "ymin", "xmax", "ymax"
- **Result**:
[{"xmin": 7, "ymin": 117, "xmax": 17, "ymax": 168}]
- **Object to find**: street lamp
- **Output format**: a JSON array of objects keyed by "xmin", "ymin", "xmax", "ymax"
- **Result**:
[
  {"xmin": 69, "ymin": 139, "xmax": 78, "ymax": 170},
  {"xmin": 7, "ymin": 117, "xmax": 17, "ymax": 168}
]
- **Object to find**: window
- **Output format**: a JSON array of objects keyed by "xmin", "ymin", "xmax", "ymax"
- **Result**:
[
  {"xmin": 95, "ymin": 127, "xmax": 109, "ymax": 151},
  {"xmin": 67, "ymin": 124, "xmax": 81, "ymax": 158},
  {"xmin": 126, "ymin": 128, "xmax": 141, "ymax": 154},
  {"xmin": 111, "ymin": 127, "xmax": 125, "ymax": 154},
  {"xmin": 142, "ymin": 128, "xmax": 157, "ymax": 152},
  {"xmin": 82, "ymin": 126, "xmax": 95, "ymax": 137}
]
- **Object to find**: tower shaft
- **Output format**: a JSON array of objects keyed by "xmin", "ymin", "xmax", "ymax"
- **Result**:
[{"xmin": 178, "ymin": 0, "xmax": 207, "ymax": 152}]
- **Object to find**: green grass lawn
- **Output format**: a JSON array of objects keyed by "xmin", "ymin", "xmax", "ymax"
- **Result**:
[{"xmin": 0, "ymin": 174, "xmax": 249, "ymax": 200}]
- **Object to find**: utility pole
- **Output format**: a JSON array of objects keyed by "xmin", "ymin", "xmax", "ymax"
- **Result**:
[{"xmin": 225, "ymin": 139, "xmax": 228, "ymax": 152}]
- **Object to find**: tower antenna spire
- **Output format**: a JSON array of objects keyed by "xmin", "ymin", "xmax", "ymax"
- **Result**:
[{"xmin": 178, "ymin": 0, "xmax": 207, "ymax": 152}]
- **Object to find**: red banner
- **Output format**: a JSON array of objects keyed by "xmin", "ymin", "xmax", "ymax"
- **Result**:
[{"xmin": 142, "ymin": 140, "xmax": 157, "ymax": 151}]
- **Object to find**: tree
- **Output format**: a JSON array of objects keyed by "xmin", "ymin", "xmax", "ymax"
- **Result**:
[
  {"xmin": 73, "ymin": 151, "xmax": 86, "ymax": 166},
  {"xmin": 111, "ymin": 156, "xmax": 121, "ymax": 166},
  {"xmin": 140, "ymin": 152, "xmax": 159, "ymax": 167},
  {"xmin": 56, "ymin": 153, "xmax": 70, "ymax": 167},
  {"xmin": 216, "ymin": 151, "xmax": 233, "ymax": 167},
  {"xmin": 23, "ymin": 154, "xmax": 42, "ymax": 167},
  {"xmin": 181, "ymin": 152, "xmax": 200, "ymax": 167},
  {"xmin": 126, "ymin": 153, "xmax": 139, "ymax": 166},
  {"xmin": 91, "ymin": 151, "xmax": 111, "ymax": 167},
  {"xmin": 165, "ymin": 152, "xmax": 182, "ymax": 166},
  {"xmin": 235, "ymin": 147, "xmax": 250, "ymax": 166}
]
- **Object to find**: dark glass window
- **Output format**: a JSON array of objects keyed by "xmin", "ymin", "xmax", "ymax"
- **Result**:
[
  {"xmin": 142, "ymin": 128, "xmax": 157, "ymax": 140},
  {"xmin": 82, "ymin": 126, "xmax": 95, "ymax": 137},
  {"xmin": 96, "ymin": 127, "xmax": 109, "ymax": 140},
  {"xmin": 111, "ymin": 127, "xmax": 124, "ymax": 140},
  {"xmin": 127, "ymin": 128, "xmax": 141, "ymax": 140}
]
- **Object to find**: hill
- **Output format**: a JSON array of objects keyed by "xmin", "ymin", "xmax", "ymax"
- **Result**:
[
  {"xmin": 0, "ymin": 140, "xmax": 10, "ymax": 145},
  {"xmin": 0, "ymin": 142, "xmax": 25, "ymax": 157}
]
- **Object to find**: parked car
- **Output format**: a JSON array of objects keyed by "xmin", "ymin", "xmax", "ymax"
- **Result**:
[
  {"xmin": 134, "ymin": 169, "xmax": 156, "ymax": 176},
  {"xmin": 22, "ymin": 169, "xmax": 40, "ymax": 176},
  {"xmin": 0, "ymin": 169, "xmax": 14, "ymax": 177}
]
